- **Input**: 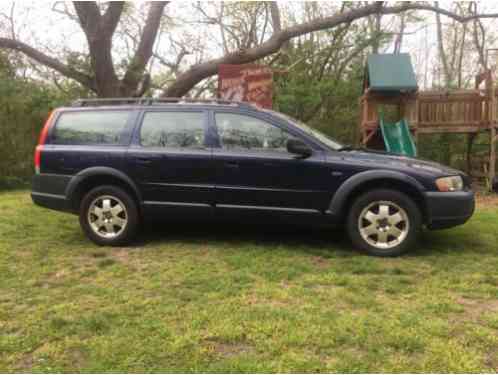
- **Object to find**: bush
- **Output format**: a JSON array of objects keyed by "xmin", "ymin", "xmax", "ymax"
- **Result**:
[{"xmin": 0, "ymin": 62, "xmax": 74, "ymax": 188}]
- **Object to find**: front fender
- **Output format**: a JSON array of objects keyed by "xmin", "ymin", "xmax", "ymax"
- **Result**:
[{"xmin": 327, "ymin": 170, "xmax": 426, "ymax": 216}]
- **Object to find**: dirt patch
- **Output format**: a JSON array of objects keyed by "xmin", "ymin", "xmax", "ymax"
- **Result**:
[
  {"xmin": 485, "ymin": 350, "xmax": 498, "ymax": 372},
  {"xmin": 245, "ymin": 292, "xmax": 291, "ymax": 308},
  {"xmin": 66, "ymin": 347, "xmax": 87, "ymax": 369},
  {"xmin": 110, "ymin": 249, "xmax": 149, "ymax": 271},
  {"xmin": 54, "ymin": 269, "xmax": 67, "ymax": 279},
  {"xmin": 280, "ymin": 280, "xmax": 291, "ymax": 289},
  {"xmin": 475, "ymin": 193, "xmax": 498, "ymax": 209},
  {"xmin": 456, "ymin": 297, "xmax": 498, "ymax": 320},
  {"xmin": 204, "ymin": 339, "xmax": 254, "ymax": 358},
  {"xmin": 310, "ymin": 255, "xmax": 331, "ymax": 269},
  {"xmin": 16, "ymin": 352, "xmax": 35, "ymax": 371},
  {"xmin": 111, "ymin": 249, "xmax": 130, "ymax": 263}
]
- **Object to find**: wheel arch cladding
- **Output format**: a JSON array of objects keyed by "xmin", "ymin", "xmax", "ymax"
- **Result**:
[
  {"xmin": 328, "ymin": 170, "xmax": 428, "ymax": 222},
  {"xmin": 66, "ymin": 167, "xmax": 142, "ymax": 212}
]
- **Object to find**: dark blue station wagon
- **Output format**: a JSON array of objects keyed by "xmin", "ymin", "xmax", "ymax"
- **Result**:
[{"xmin": 32, "ymin": 98, "xmax": 475, "ymax": 256}]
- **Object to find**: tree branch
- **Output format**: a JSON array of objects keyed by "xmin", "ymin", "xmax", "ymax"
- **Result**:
[
  {"xmin": 0, "ymin": 37, "xmax": 95, "ymax": 91},
  {"xmin": 163, "ymin": 2, "xmax": 498, "ymax": 97},
  {"xmin": 73, "ymin": 1, "xmax": 101, "ymax": 34},
  {"xmin": 269, "ymin": 1, "xmax": 281, "ymax": 32},
  {"xmin": 382, "ymin": 3, "xmax": 498, "ymax": 22},
  {"xmin": 122, "ymin": 1, "xmax": 168, "ymax": 94},
  {"xmin": 102, "ymin": 2, "xmax": 125, "ymax": 36},
  {"xmin": 73, "ymin": 1, "xmax": 124, "ymax": 96}
]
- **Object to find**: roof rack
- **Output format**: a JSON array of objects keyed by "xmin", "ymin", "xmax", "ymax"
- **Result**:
[{"xmin": 71, "ymin": 97, "xmax": 255, "ymax": 108}]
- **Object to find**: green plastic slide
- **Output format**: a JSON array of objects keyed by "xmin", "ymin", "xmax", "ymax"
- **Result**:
[{"xmin": 379, "ymin": 116, "xmax": 417, "ymax": 157}]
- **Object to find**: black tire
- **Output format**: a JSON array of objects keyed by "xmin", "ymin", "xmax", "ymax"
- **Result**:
[
  {"xmin": 79, "ymin": 185, "xmax": 139, "ymax": 246},
  {"xmin": 346, "ymin": 189, "xmax": 422, "ymax": 257}
]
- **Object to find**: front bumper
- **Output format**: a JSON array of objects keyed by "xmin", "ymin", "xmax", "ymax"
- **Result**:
[{"xmin": 424, "ymin": 190, "xmax": 475, "ymax": 230}]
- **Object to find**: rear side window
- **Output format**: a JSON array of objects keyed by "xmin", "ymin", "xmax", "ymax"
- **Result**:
[
  {"xmin": 140, "ymin": 111, "xmax": 205, "ymax": 148},
  {"xmin": 52, "ymin": 111, "xmax": 130, "ymax": 145}
]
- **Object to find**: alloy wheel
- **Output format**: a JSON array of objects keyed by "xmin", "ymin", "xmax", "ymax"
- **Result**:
[
  {"xmin": 358, "ymin": 200, "xmax": 409, "ymax": 250},
  {"xmin": 87, "ymin": 195, "xmax": 128, "ymax": 239}
]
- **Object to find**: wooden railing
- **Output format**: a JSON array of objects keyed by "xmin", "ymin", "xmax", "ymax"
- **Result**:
[
  {"xmin": 412, "ymin": 90, "xmax": 491, "ymax": 132},
  {"xmin": 361, "ymin": 88, "xmax": 497, "ymax": 134}
]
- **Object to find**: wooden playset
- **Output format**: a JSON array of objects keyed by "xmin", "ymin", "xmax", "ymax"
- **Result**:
[{"xmin": 359, "ymin": 53, "xmax": 498, "ymax": 189}]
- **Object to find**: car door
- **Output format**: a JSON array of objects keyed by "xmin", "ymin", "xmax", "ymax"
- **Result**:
[
  {"xmin": 126, "ymin": 109, "xmax": 214, "ymax": 214},
  {"xmin": 211, "ymin": 111, "xmax": 333, "ymax": 214}
]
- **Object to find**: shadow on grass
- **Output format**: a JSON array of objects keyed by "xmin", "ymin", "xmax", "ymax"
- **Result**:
[
  {"xmin": 128, "ymin": 216, "xmax": 477, "ymax": 259},
  {"xmin": 135, "ymin": 217, "xmax": 353, "ymax": 256}
]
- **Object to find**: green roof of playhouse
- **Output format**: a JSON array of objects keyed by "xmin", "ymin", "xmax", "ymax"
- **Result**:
[{"xmin": 365, "ymin": 53, "xmax": 418, "ymax": 92}]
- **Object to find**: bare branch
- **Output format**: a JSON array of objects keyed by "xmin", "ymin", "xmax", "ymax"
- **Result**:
[
  {"xmin": 382, "ymin": 2, "xmax": 498, "ymax": 22},
  {"xmin": 52, "ymin": 2, "xmax": 79, "ymax": 23}
]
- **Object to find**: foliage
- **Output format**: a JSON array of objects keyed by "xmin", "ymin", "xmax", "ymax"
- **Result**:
[
  {"xmin": 1, "ymin": 191, "xmax": 498, "ymax": 372},
  {"xmin": 272, "ymin": 19, "xmax": 389, "ymax": 146},
  {"xmin": 0, "ymin": 55, "xmax": 82, "ymax": 188},
  {"xmin": 274, "ymin": 63, "xmax": 364, "ymax": 146}
]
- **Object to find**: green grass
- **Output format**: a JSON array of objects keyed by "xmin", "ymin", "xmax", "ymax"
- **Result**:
[{"xmin": 1, "ymin": 190, "xmax": 498, "ymax": 372}]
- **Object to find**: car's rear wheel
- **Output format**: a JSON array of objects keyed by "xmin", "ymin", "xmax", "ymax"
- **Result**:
[
  {"xmin": 347, "ymin": 189, "xmax": 421, "ymax": 256},
  {"xmin": 79, "ymin": 185, "xmax": 139, "ymax": 246}
]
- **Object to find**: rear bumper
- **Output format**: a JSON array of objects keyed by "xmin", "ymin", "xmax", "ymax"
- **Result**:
[
  {"xmin": 424, "ymin": 190, "xmax": 475, "ymax": 230},
  {"xmin": 31, "ymin": 191, "xmax": 71, "ymax": 212},
  {"xmin": 31, "ymin": 174, "xmax": 72, "ymax": 213}
]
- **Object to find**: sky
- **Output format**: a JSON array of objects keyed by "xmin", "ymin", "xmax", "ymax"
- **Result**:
[{"xmin": 1, "ymin": 1, "xmax": 498, "ymax": 90}]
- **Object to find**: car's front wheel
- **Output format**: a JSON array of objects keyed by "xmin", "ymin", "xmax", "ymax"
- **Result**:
[
  {"xmin": 79, "ymin": 185, "xmax": 139, "ymax": 246},
  {"xmin": 347, "ymin": 189, "xmax": 421, "ymax": 256}
]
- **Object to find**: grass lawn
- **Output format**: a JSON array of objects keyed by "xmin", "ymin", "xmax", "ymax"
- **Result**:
[{"xmin": 1, "ymin": 190, "xmax": 498, "ymax": 373}]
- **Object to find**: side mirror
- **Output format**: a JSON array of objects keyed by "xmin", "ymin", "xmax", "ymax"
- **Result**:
[{"xmin": 287, "ymin": 139, "xmax": 312, "ymax": 158}]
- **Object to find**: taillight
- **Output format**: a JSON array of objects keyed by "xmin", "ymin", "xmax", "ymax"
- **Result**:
[{"xmin": 34, "ymin": 111, "xmax": 55, "ymax": 174}]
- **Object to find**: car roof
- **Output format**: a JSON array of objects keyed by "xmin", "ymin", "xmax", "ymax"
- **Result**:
[{"xmin": 60, "ymin": 98, "xmax": 259, "ymax": 112}]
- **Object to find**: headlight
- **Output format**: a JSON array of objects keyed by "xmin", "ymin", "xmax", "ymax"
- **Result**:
[{"xmin": 435, "ymin": 176, "xmax": 463, "ymax": 192}]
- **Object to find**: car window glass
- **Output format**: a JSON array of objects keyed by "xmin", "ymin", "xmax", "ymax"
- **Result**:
[
  {"xmin": 215, "ymin": 113, "xmax": 297, "ymax": 152},
  {"xmin": 52, "ymin": 111, "xmax": 130, "ymax": 145},
  {"xmin": 140, "ymin": 112, "xmax": 205, "ymax": 148},
  {"xmin": 262, "ymin": 109, "xmax": 343, "ymax": 150}
]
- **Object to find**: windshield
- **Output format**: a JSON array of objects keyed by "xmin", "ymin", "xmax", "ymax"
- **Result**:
[{"xmin": 265, "ymin": 110, "xmax": 343, "ymax": 150}]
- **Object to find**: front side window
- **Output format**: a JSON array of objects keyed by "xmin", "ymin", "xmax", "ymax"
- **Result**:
[
  {"xmin": 263, "ymin": 109, "xmax": 343, "ymax": 150},
  {"xmin": 140, "ymin": 111, "xmax": 205, "ymax": 148},
  {"xmin": 52, "ymin": 111, "xmax": 130, "ymax": 145},
  {"xmin": 215, "ymin": 113, "xmax": 298, "ymax": 152}
]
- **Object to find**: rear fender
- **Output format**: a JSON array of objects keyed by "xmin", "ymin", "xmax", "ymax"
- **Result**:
[{"xmin": 65, "ymin": 166, "xmax": 141, "ymax": 209}]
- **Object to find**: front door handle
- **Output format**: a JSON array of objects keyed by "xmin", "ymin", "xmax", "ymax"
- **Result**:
[{"xmin": 225, "ymin": 162, "xmax": 239, "ymax": 169}]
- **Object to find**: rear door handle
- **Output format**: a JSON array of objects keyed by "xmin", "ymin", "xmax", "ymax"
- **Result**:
[{"xmin": 136, "ymin": 157, "xmax": 154, "ymax": 165}]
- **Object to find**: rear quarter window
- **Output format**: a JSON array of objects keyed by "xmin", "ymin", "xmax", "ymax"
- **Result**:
[{"xmin": 51, "ymin": 111, "xmax": 131, "ymax": 145}]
